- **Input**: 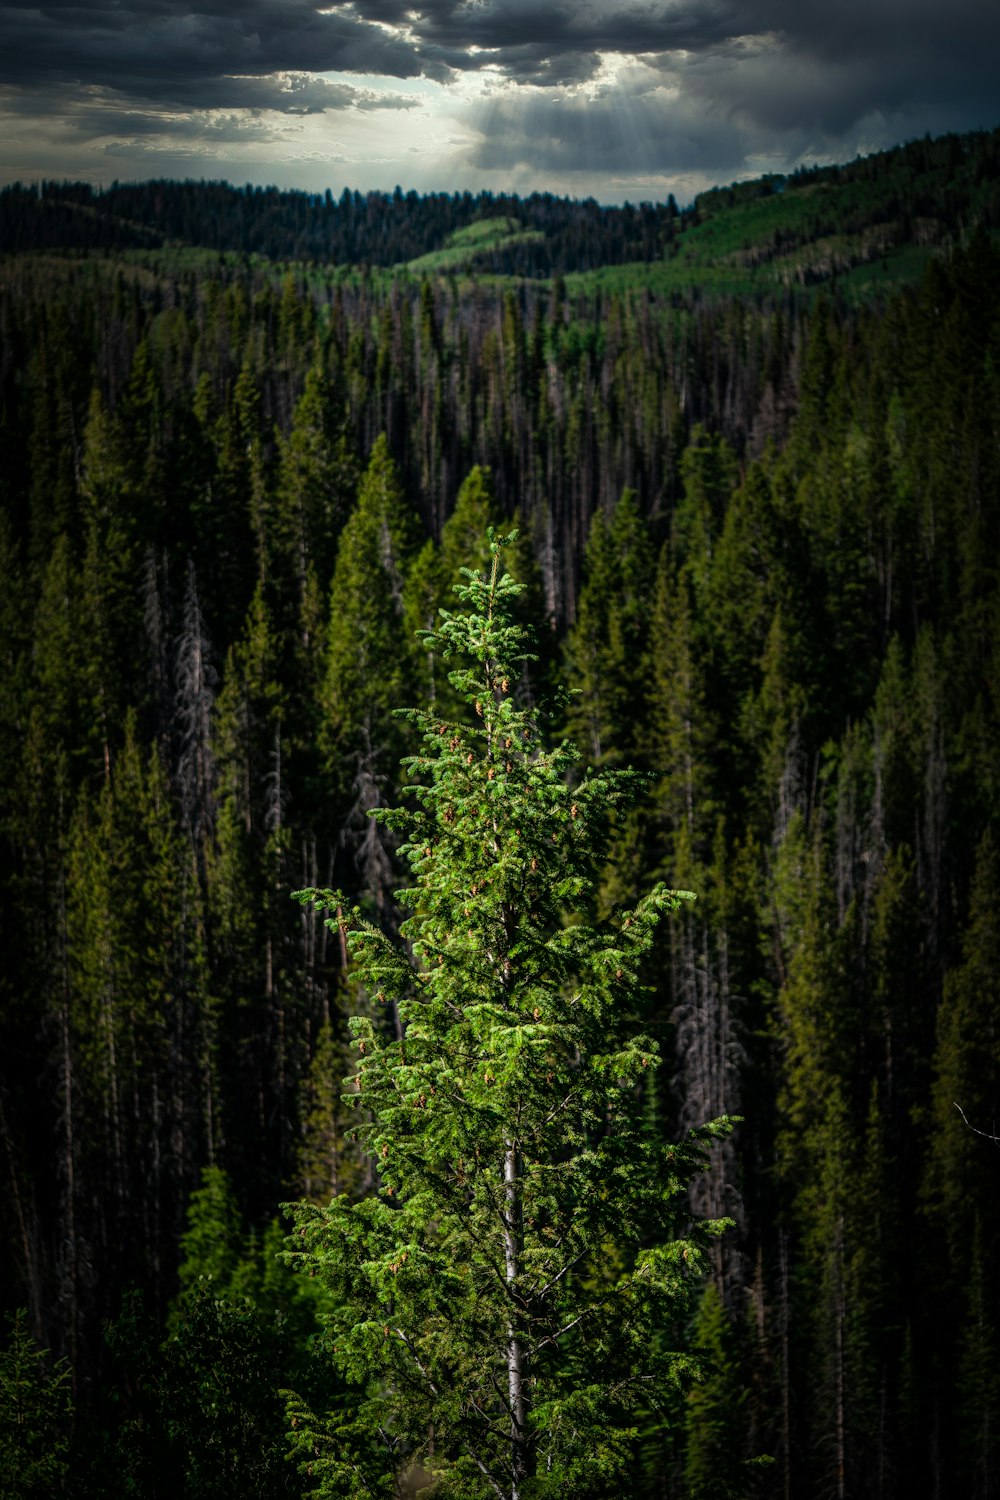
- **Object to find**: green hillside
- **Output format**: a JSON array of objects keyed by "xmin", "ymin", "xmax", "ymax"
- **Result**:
[
  {"xmin": 566, "ymin": 131, "xmax": 999, "ymax": 300},
  {"xmin": 3, "ymin": 125, "xmax": 998, "ymax": 303},
  {"xmin": 397, "ymin": 126, "xmax": 993, "ymax": 301},
  {"xmin": 403, "ymin": 214, "xmax": 544, "ymax": 272}
]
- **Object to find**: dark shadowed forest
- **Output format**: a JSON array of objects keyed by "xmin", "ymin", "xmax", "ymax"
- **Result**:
[{"xmin": 2, "ymin": 125, "xmax": 1000, "ymax": 1498}]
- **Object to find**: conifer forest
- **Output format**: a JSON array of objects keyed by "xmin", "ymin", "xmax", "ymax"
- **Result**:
[{"xmin": 2, "ymin": 126, "xmax": 1000, "ymax": 1497}]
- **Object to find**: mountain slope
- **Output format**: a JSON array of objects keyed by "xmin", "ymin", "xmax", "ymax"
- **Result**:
[{"xmin": 1, "ymin": 125, "xmax": 998, "ymax": 300}]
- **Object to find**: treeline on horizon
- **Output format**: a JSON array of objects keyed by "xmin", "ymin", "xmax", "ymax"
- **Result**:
[
  {"xmin": 2, "ymin": 122, "xmax": 1000, "ymax": 275},
  {"xmin": 1, "ymin": 200, "xmax": 999, "ymax": 1495},
  {"xmin": 0, "ymin": 178, "xmax": 684, "ymax": 273}
]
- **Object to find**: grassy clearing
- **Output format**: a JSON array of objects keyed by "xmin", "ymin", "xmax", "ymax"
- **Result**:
[{"xmin": 403, "ymin": 216, "xmax": 545, "ymax": 273}]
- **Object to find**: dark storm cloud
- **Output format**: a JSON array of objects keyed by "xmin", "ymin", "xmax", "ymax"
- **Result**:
[
  {"xmin": 366, "ymin": 0, "xmax": 1000, "ymax": 161},
  {"xmin": 10, "ymin": 0, "xmax": 996, "ymax": 105},
  {"xmin": 751, "ymin": 0, "xmax": 1000, "ymax": 68},
  {"xmin": 445, "ymin": 0, "xmax": 1000, "ymax": 184},
  {"xmin": 351, "ymin": 0, "xmax": 739, "ymax": 64},
  {"xmin": 2, "ymin": 72, "xmax": 416, "ymax": 123},
  {"xmin": 344, "ymin": 0, "xmax": 1000, "ymax": 102},
  {"xmin": 465, "ymin": 81, "xmax": 750, "ymax": 178},
  {"xmin": 0, "ymin": 0, "xmax": 424, "ymax": 95},
  {"xmin": 345, "ymin": 0, "xmax": 740, "ymax": 87},
  {"xmin": 658, "ymin": 0, "xmax": 1000, "ymax": 139}
]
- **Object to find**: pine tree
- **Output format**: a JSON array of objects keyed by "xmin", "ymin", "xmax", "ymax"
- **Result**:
[
  {"xmin": 673, "ymin": 427, "xmax": 738, "ymax": 610},
  {"xmin": 926, "ymin": 832, "xmax": 1000, "ymax": 1229},
  {"xmin": 644, "ymin": 551, "xmax": 717, "ymax": 877},
  {"xmin": 563, "ymin": 490, "xmax": 652, "ymax": 769},
  {"xmin": 0, "ymin": 1309, "xmax": 73, "ymax": 1500},
  {"xmin": 683, "ymin": 1283, "xmax": 754, "ymax": 1499},
  {"xmin": 403, "ymin": 465, "xmax": 500, "ymax": 710},
  {"xmin": 174, "ymin": 1166, "xmax": 244, "ymax": 1302},
  {"xmin": 321, "ymin": 434, "xmax": 419, "ymax": 912},
  {"xmin": 956, "ymin": 1221, "xmax": 1000, "ymax": 1499},
  {"xmin": 404, "ymin": 464, "xmax": 546, "ymax": 713},
  {"xmin": 274, "ymin": 362, "xmax": 356, "ymax": 614},
  {"xmin": 296, "ymin": 1010, "xmax": 368, "ymax": 1207},
  {"xmin": 286, "ymin": 532, "xmax": 733, "ymax": 1499}
]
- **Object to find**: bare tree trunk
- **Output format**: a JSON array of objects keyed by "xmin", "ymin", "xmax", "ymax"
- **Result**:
[
  {"xmin": 673, "ymin": 914, "xmax": 744, "ymax": 1299},
  {"xmin": 174, "ymin": 561, "xmax": 217, "ymax": 857},
  {"xmin": 780, "ymin": 1229, "xmax": 791, "ymax": 1500},
  {"xmin": 101, "ymin": 952, "xmax": 124, "ymax": 1221},
  {"xmin": 0, "ymin": 1088, "xmax": 44, "ymax": 1344},
  {"xmin": 151, "ymin": 1072, "xmax": 161, "ymax": 1306},
  {"xmin": 504, "ymin": 1140, "xmax": 528, "ymax": 1500},
  {"xmin": 834, "ymin": 1216, "xmax": 846, "ymax": 1500},
  {"xmin": 56, "ymin": 859, "xmax": 79, "ymax": 1378},
  {"xmin": 60, "ymin": 998, "xmax": 78, "ymax": 1375}
]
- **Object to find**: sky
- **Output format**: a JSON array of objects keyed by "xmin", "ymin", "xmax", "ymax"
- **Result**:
[{"xmin": 1, "ymin": 1, "xmax": 998, "ymax": 205}]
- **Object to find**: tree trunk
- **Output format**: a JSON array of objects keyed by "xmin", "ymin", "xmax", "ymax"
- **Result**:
[{"xmin": 504, "ymin": 1140, "xmax": 528, "ymax": 1498}]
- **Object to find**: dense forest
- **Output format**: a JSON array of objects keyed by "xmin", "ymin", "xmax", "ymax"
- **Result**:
[
  {"xmin": 1, "ymin": 124, "xmax": 1000, "ymax": 1497},
  {"xmin": 0, "ymin": 178, "xmax": 684, "ymax": 275}
]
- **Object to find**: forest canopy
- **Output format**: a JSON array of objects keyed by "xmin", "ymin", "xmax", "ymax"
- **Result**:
[{"xmin": 1, "ymin": 124, "xmax": 999, "ymax": 1497}]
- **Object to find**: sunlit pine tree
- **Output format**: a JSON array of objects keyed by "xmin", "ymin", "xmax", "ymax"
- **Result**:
[{"xmin": 286, "ymin": 531, "xmax": 733, "ymax": 1500}]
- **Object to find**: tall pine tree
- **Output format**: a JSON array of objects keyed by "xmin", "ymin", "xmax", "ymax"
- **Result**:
[{"xmin": 287, "ymin": 532, "xmax": 733, "ymax": 1499}]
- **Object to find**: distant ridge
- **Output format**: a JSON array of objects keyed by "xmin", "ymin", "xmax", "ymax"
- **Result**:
[
  {"xmin": 0, "ymin": 179, "xmax": 682, "ymax": 274},
  {"xmin": 1, "ymin": 124, "xmax": 998, "ymax": 284}
]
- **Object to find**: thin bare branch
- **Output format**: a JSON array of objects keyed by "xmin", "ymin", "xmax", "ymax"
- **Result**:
[
  {"xmin": 532, "ymin": 1310, "xmax": 588, "ymax": 1355},
  {"xmin": 392, "ymin": 1327, "xmax": 440, "ymax": 1396},
  {"xmin": 954, "ymin": 1101, "xmax": 1000, "ymax": 1146}
]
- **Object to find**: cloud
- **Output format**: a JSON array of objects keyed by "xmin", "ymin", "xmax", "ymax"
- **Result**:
[
  {"xmin": 2, "ymin": 73, "xmax": 417, "ymax": 130},
  {"xmin": 351, "ymin": 0, "xmax": 738, "ymax": 74},
  {"xmin": 155, "ymin": 72, "xmax": 421, "ymax": 115},
  {"xmin": 445, "ymin": 0, "xmax": 1000, "ymax": 191},
  {"xmin": 10, "ymin": 0, "xmax": 998, "ymax": 103},
  {"xmin": 461, "ymin": 74, "xmax": 750, "ymax": 180},
  {"xmin": 0, "ymin": 1, "xmax": 425, "ymax": 95},
  {"xmin": 0, "ymin": 0, "xmax": 997, "ymax": 198}
]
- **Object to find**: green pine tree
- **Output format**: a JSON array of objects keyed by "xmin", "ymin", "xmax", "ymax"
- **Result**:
[
  {"xmin": 321, "ymin": 434, "xmax": 420, "ymax": 912},
  {"xmin": 644, "ymin": 551, "xmax": 717, "ymax": 878},
  {"xmin": 683, "ymin": 1283, "xmax": 759, "ymax": 1499},
  {"xmin": 956, "ymin": 1220, "xmax": 1000, "ymax": 1499},
  {"xmin": 274, "ymin": 362, "xmax": 357, "ymax": 612},
  {"xmin": 0, "ymin": 1310, "xmax": 72, "ymax": 1500},
  {"xmin": 175, "ymin": 1166, "xmax": 244, "ymax": 1303},
  {"xmin": 403, "ymin": 465, "xmax": 501, "ymax": 710},
  {"xmin": 404, "ymin": 464, "xmax": 546, "ymax": 713},
  {"xmin": 564, "ymin": 490, "xmax": 653, "ymax": 768},
  {"xmin": 925, "ymin": 829, "xmax": 1000, "ymax": 1305},
  {"xmin": 673, "ymin": 427, "xmax": 738, "ymax": 608},
  {"xmin": 286, "ymin": 532, "xmax": 734, "ymax": 1499},
  {"xmin": 297, "ymin": 1014, "xmax": 366, "ymax": 1206}
]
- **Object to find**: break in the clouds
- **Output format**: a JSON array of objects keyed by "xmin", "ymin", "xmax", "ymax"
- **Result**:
[{"xmin": 0, "ymin": 0, "xmax": 998, "ymax": 201}]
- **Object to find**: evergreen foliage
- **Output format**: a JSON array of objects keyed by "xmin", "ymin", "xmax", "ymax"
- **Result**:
[
  {"xmin": 0, "ymin": 1310, "xmax": 72, "ymax": 1500},
  {"xmin": 564, "ymin": 490, "xmax": 653, "ymax": 768},
  {"xmin": 288, "ymin": 534, "xmax": 733, "ymax": 1498},
  {"xmin": 79, "ymin": 1170, "xmax": 338, "ymax": 1500},
  {"xmin": 683, "ymin": 1284, "xmax": 763, "ymax": 1499},
  {"xmin": 1, "ymin": 144, "xmax": 999, "ymax": 1495}
]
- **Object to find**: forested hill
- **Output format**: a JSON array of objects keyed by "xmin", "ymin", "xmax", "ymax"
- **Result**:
[
  {"xmin": 2, "ymin": 123, "xmax": 999, "ymax": 285},
  {"xmin": 1, "ymin": 125, "xmax": 1000, "ymax": 1497},
  {"xmin": 2, "ymin": 177, "xmax": 682, "ymax": 269}
]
